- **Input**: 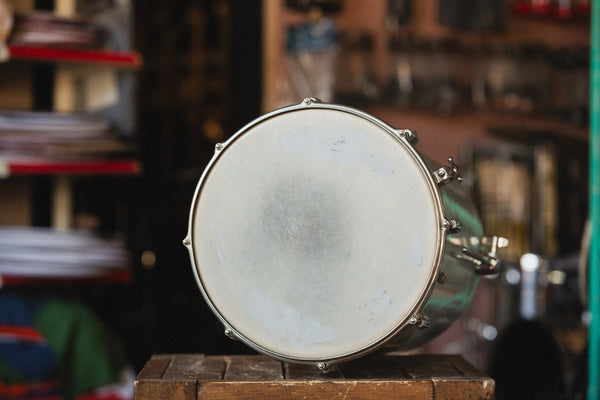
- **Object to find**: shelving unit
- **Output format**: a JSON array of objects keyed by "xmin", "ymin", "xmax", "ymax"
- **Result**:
[
  {"xmin": 262, "ymin": 0, "xmax": 590, "ymax": 163},
  {"xmin": 0, "ymin": 1, "xmax": 141, "ymax": 285}
]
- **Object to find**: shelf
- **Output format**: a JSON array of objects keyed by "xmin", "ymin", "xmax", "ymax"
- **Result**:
[
  {"xmin": 0, "ymin": 269, "xmax": 132, "ymax": 287},
  {"xmin": 0, "ymin": 158, "xmax": 142, "ymax": 177},
  {"xmin": 366, "ymin": 106, "xmax": 588, "ymax": 163},
  {"xmin": 399, "ymin": 11, "xmax": 590, "ymax": 49},
  {"xmin": 7, "ymin": 45, "xmax": 142, "ymax": 68},
  {"xmin": 484, "ymin": 114, "xmax": 589, "ymax": 143}
]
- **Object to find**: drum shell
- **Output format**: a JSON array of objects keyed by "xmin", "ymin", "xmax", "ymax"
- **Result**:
[
  {"xmin": 185, "ymin": 101, "xmax": 487, "ymax": 364},
  {"xmin": 384, "ymin": 163, "xmax": 484, "ymax": 350}
]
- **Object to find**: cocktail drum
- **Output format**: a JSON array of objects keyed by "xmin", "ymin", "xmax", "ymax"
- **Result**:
[{"xmin": 184, "ymin": 99, "xmax": 505, "ymax": 370}]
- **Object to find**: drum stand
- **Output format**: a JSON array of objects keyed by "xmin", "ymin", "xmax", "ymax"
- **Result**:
[{"xmin": 135, "ymin": 353, "xmax": 494, "ymax": 400}]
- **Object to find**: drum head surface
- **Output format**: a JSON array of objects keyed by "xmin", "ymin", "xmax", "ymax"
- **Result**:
[{"xmin": 189, "ymin": 106, "xmax": 441, "ymax": 361}]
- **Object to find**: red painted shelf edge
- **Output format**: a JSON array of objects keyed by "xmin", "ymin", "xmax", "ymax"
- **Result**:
[
  {"xmin": 7, "ymin": 45, "xmax": 142, "ymax": 68},
  {"xmin": 2, "ymin": 158, "xmax": 142, "ymax": 176},
  {"xmin": 0, "ymin": 269, "xmax": 133, "ymax": 287}
]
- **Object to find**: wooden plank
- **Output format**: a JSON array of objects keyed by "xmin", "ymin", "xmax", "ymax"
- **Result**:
[
  {"xmin": 392, "ymin": 354, "xmax": 495, "ymax": 400},
  {"xmin": 136, "ymin": 355, "xmax": 173, "ymax": 380},
  {"xmin": 395, "ymin": 354, "xmax": 460, "ymax": 379},
  {"xmin": 198, "ymin": 380, "xmax": 433, "ymax": 400},
  {"xmin": 432, "ymin": 378, "xmax": 495, "ymax": 400},
  {"xmin": 135, "ymin": 378, "xmax": 197, "ymax": 400},
  {"xmin": 135, "ymin": 354, "xmax": 492, "ymax": 400},
  {"xmin": 135, "ymin": 355, "xmax": 199, "ymax": 400},
  {"xmin": 163, "ymin": 354, "xmax": 207, "ymax": 380},
  {"xmin": 445, "ymin": 355, "xmax": 491, "ymax": 378},
  {"xmin": 284, "ymin": 362, "xmax": 344, "ymax": 380},
  {"xmin": 435, "ymin": 355, "xmax": 495, "ymax": 400},
  {"xmin": 195, "ymin": 356, "xmax": 229, "ymax": 381},
  {"xmin": 342, "ymin": 356, "xmax": 408, "ymax": 380},
  {"xmin": 224, "ymin": 355, "xmax": 283, "ymax": 381}
]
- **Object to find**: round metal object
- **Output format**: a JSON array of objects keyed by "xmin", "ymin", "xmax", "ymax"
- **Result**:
[{"xmin": 185, "ymin": 101, "xmax": 484, "ymax": 367}]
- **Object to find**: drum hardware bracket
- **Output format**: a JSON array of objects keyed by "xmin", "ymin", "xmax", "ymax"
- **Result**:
[
  {"xmin": 460, "ymin": 236, "xmax": 509, "ymax": 275},
  {"xmin": 317, "ymin": 362, "xmax": 330, "ymax": 373},
  {"xmin": 302, "ymin": 97, "xmax": 322, "ymax": 105},
  {"xmin": 396, "ymin": 129, "xmax": 419, "ymax": 145},
  {"xmin": 409, "ymin": 314, "xmax": 431, "ymax": 328},
  {"xmin": 434, "ymin": 157, "xmax": 463, "ymax": 185},
  {"xmin": 215, "ymin": 142, "xmax": 225, "ymax": 153},
  {"xmin": 224, "ymin": 328, "xmax": 239, "ymax": 341},
  {"xmin": 182, "ymin": 237, "xmax": 191, "ymax": 247},
  {"xmin": 442, "ymin": 218, "xmax": 462, "ymax": 233}
]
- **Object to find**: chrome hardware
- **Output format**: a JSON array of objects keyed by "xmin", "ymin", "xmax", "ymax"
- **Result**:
[
  {"xmin": 396, "ymin": 129, "xmax": 418, "ymax": 145},
  {"xmin": 408, "ymin": 314, "xmax": 429, "ymax": 328},
  {"xmin": 182, "ymin": 237, "xmax": 191, "ymax": 246},
  {"xmin": 215, "ymin": 142, "xmax": 224, "ymax": 152},
  {"xmin": 317, "ymin": 362, "xmax": 330, "ymax": 373},
  {"xmin": 461, "ymin": 236, "xmax": 509, "ymax": 275},
  {"xmin": 442, "ymin": 219, "xmax": 462, "ymax": 233},
  {"xmin": 434, "ymin": 157, "xmax": 463, "ymax": 185},
  {"xmin": 302, "ymin": 97, "xmax": 321, "ymax": 105},
  {"xmin": 224, "ymin": 328, "xmax": 238, "ymax": 340},
  {"xmin": 416, "ymin": 315, "xmax": 430, "ymax": 329}
]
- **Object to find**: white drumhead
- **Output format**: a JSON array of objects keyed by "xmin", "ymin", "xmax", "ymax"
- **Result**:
[{"xmin": 189, "ymin": 104, "xmax": 442, "ymax": 361}]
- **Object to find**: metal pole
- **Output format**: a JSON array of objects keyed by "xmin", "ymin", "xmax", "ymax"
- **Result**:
[{"xmin": 589, "ymin": 0, "xmax": 600, "ymax": 398}]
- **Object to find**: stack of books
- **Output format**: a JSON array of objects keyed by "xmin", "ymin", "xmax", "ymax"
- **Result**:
[{"xmin": 0, "ymin": 226, "xmax": 131, "ymax": 285}]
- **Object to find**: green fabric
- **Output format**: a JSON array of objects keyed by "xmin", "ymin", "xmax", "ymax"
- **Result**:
[
  {"xmin": 0, "ymin": 356, "xmax": 26, "ymax": 384},
  {"xmin": 33, "ymin": 299, "xmax": 128, "ymax": 400}
]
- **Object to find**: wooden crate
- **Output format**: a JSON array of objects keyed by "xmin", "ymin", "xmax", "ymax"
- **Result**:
[{"xmin": 134, "ymin": 354, "xmax": 494, "ymax": 400}]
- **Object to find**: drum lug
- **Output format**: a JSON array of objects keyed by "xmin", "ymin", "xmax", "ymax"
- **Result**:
[
  {"xmin": 395, "ymin": 129, "xmax": 419, "ymax": 145},
  {"xmin": 442, "ymin": 218, "xmax": 462, "ymax": 233},
  {"xmin": 434, "ymin": 157, "xmax": 463, "ymax": 185},
  {"xmin": 316, "ymin": 362, "xmax": 330, "ymax": 373},
  {"xmin": 301, "ymin": 97, "xmax": 322, "ymax": 105},
  {"xmin": 224, "ymin": 328, "xmax": 239, "ymax": 341},
  {"xmin": 460, "ymin": 236, "xmax": 509, "ymax": 275},
  {"xmin": 409, "ymin": 314, "xmax": 430, "ymax": 328}
]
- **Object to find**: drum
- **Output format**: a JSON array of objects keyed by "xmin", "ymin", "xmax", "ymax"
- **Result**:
[{"xmin": 184, "ymin": 99, "xmax": 506, "ymax": 370}]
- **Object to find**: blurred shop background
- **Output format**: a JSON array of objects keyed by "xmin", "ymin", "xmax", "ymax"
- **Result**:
[{"xmin": 0, "ymin": 0, "xmax": 593, "ymax": 399}]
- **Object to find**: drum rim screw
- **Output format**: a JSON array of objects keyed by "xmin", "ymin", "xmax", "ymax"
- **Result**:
[
  {"xmin": 302, "ymin": 97, "xmax": 321, "ymax": 105},
  {"xmin": 224, "ymin": 328, "xmax": 237, "ymax": 340},
  {"xmin": 442, "ymin": 219, "xmax": 462, "ymax": 233},
  {"xmin": 397, "ymin": 129, "xmax": 418, "ymax": 144},
  {"xmin": 317, "ymin": 362, "xmax": 330, "ymax": 373}
]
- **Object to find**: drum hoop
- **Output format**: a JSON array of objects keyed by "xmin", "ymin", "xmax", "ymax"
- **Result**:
[{"xmin": 185, "ymin": 100, "xmax": 448, "ymax": 366}]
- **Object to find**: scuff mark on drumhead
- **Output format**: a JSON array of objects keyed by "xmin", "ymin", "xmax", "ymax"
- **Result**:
[
  {"xmin": 226, "ymin": 160, "xmax": 244, "ymax": 182},
  {"xmin": 280, "ymin": 129, "xmax": 392, "ymax": 179},
  {"xmin": 358, "ymin": 289, "xmax": 392, "ymax": 323},
  {"xmin": 244, "ymin": 284, "xmax": 336, "ymax": 346}
]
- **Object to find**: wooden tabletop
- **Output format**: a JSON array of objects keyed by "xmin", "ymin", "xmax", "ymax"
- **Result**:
[{"xmin": 134, "ymin": 353, "xmax": 494, "ymax": 400}]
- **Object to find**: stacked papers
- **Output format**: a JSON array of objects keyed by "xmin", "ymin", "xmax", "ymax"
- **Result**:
[
  {"xmin": 9, "ymin": 12, "xmax": 105, "ymax": 49},
  {"xmin": 0, "ymin": 226, "xmax": 130, "ymax": 280},
  {"xmin": 0, "ymin": 110, "xmax": 136, "ymax": 160}
]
